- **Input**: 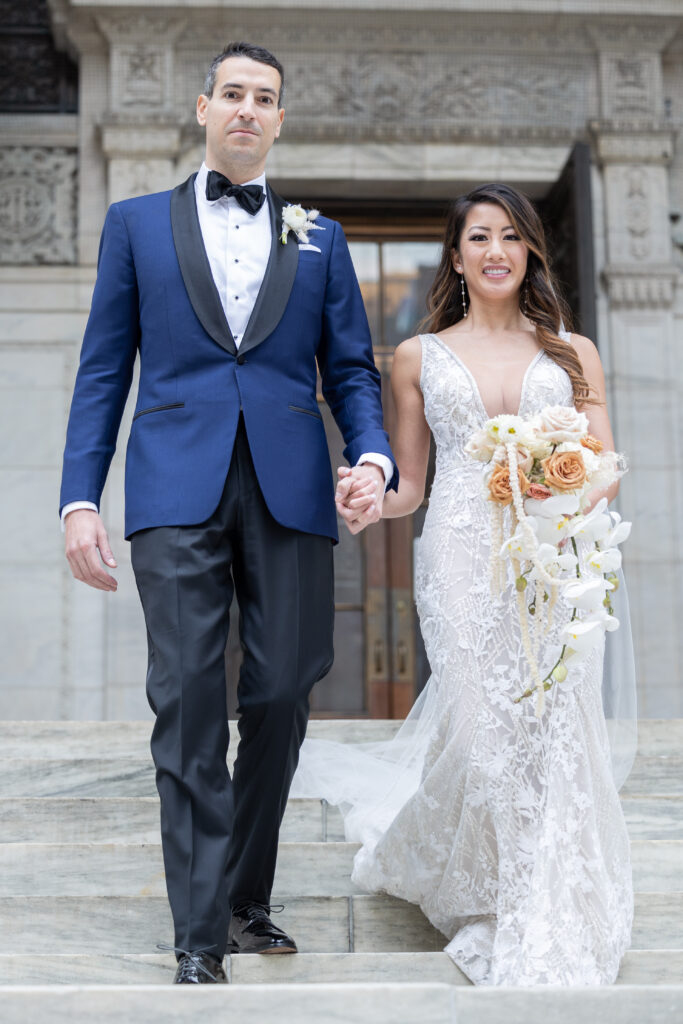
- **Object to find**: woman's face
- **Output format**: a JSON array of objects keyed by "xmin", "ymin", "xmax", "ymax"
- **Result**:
[{"xmin": 452, "ymin": 202, "xmax": 529, "ymax": 306}]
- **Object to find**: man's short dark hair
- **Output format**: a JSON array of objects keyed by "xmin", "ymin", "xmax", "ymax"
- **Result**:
[{"xmin": 203, "ymin": 42, "xmax": 285, "ymax": 106}]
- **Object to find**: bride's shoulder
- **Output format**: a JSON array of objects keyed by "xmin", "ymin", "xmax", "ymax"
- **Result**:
[
  {"xmin": 392, "ymin": 336, "xmax": 423, "ymax": 386},
  {"xmin": 564, "ymin": 332, "xmax": 602, "ymax": 370}
]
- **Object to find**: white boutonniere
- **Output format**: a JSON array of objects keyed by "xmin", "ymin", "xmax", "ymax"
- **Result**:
[{"xmin": 281, "ymin": 204, "xmax": 325, "ymax": 245}]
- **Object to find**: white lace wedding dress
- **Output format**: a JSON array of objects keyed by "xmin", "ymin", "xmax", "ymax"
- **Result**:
[{"xmin": 292, "ymin": 332, "xmax": 633, "ymax": 986}]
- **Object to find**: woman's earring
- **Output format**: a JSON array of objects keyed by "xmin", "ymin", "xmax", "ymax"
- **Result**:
[
  {"xmin": 460, "ymin": 275, "xmax": 468, "ymax": 318},
  {"xmin": 522, "ymin": 276, "xmax": 530, "ymax": 315}
]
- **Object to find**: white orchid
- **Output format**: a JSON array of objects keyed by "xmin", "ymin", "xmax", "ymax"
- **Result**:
[
  {"xmin": 565, "ymin": 497, "xmax": 611, "ymax": 543},
  {"xmin": 586, "ymin": 547, "xmax": 622, "ymax": 575},
  {"xmin": 500, "ymin": 521, "xmax": 538, "ymax": 561},
  {"xmin": 564, "ymin": 575, "xmax": 614, "ymax": 612},
  {"xmin": 530, "ymin": 543, "xmax": 578, "ymax": 579},
  {"xmin": 562, "ymin": 610, "xmax": 619, "ymax": 659},
  {"xmin": 598, "ymin": 511, "xmax": 631, "ymax": 551}
]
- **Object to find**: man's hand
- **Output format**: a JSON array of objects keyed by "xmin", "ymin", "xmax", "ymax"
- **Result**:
[
  {"xmin": 64, "ymin": 509, "xmax": 118, "ymax": 591},
  {"xmin": 335, "ymin": 464, "xmax": 384, "ymax": 535}
]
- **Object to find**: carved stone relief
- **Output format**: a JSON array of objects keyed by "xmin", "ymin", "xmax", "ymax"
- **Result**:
[
  {"xmin": 603, "ymin": 266, "xmax": 676, "ymax": 309},
  {"xmin": 624, "ymin": 167, "xmax": 650, "ymax": 261},
  {"xmin": 0, "ymin": 146, "xmax": 76, "ymax": 263},
  {"xmin": 176, "ymin": 49, "xmax": 589, "ymax": 141}
]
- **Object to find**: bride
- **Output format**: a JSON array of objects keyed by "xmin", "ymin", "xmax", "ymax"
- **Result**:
[{"xmin": 292, "ymin": 182, "xmax": 634, "ymax": 986}]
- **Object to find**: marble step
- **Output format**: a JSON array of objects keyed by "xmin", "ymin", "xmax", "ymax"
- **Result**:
[
  {"xmin": 0, "ymin": 797, "xmax": 344, "ymax": 844},
  {"xmin": 0, "ymin": 842, "xmax": 361, "ymax": 898},
  {"xmin": 0, "ymin": 719, "xmax": 401, "ymax": 760},
  {"xmin": 2, "ymin": 893, "xmax": 681, "ymax": 956},
  {"xmin": 0, "ymin": 949, "xmax": 679, "ymax": 986},
  {"xmin": 4, "ymin": 752, "xmax": 683, "ymax": 798},
  {"xmin": 4, "ymin": 794, "xmax": 682, "ymax": 844},
  {"xmin": 0, "ymin": 840, "xmax": 680, "ymax": 898},
  {"xmin": 0, "ymin": 719, "xmax": 680, "ymax": 759},
  {"xmin": 1, "ymin": 984, "xmax": 683, "ymax": 1024}
]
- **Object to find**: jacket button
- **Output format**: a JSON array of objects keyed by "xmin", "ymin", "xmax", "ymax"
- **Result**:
[{"xmin": 237, "ymin": 354, "xmax": 245, "ymax": 365}]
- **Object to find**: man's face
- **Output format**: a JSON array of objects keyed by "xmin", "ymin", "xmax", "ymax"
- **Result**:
[{"xmin": 197, "ymin": 56, "xmax": 284, "ymax": 177}]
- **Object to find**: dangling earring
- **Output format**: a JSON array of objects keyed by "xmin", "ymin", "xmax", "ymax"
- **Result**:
[
  {"xmin": 522, "ymin": 276, "xmax": 530, "ymax": 315},
  {"xmin": 460, "ymin": 274, "xmax": 468, "ymax": 318}
]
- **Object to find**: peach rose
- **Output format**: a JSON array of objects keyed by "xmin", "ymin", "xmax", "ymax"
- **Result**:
[
  {"xmin": 581, "ymin": 434, "xmax": 604, "ymax": 455},
  {"xmin": 542, "ymin": 450, "xmax": 587, "ymax": 492},
  {"xmin": 487, "ymin": 463, "xmax": 531, "ymax": 506},
  {"xmin": 526, "ymin": 482, "xmax": 553, "ymax": 501}
]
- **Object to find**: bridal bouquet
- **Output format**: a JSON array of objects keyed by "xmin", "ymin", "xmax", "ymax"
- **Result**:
[{"xmin": 465, "ymin": 406, "xmax": 630, "ymax": 714}]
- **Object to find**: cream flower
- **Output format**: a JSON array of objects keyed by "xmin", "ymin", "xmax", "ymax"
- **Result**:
[
  {"xmin": 281, "ymin": 204, "xmax": 324, "ymax": 245},
  {"xmin": 536, "ymin": 405, "xmax": 589, "ymax": 443},
  {"xmin": 464, "ymin": 428, "xmax": 497, "ymax": 462},
  {"xmin": 485, "ymin": 414, "xmax": 532, "ymax": 445}
]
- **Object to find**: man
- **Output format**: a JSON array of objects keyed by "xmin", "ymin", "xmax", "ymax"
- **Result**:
[{"xmin": 60, "ymin": 42, "xmax": 397, "ymax": 984}]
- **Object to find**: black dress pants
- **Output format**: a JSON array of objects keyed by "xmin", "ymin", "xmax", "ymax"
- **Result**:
[{"xmin": 130, "ymin": 417, "xmax": 334, "ymax": 958}]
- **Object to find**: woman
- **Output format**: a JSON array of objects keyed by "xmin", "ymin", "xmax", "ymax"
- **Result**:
[{"xmin": 293, "ymin": 183, "xmax": 634, "ymax": 986}]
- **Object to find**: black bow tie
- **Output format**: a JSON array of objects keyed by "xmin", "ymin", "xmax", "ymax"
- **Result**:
[{"xmin": 205, "ymin": 170, "xmax": 266, "ymax": 215}]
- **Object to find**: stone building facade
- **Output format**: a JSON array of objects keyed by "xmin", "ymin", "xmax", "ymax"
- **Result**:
[{"xmin": 1, "ymin": 0, "xmax": 682, "ymax": 720}]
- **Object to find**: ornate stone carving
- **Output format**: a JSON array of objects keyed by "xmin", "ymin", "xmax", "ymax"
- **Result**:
[
  {"xmin": 176, "ymin": 51, "xmax": 588, "ymax": 142},
  {"xmin": 624, "ymin": 167, "xmax": 650, "ymax": 261},
  {"xmin": 0, "ymin": 146, "xmax": 76, "ymax": 263},
  {"xmin": 97, "ymin": 14, "xmax": 186, "ymax": 113},
  {"xmin": 603, "ymin": 264, "xmax": 677, "ymax": 309}
]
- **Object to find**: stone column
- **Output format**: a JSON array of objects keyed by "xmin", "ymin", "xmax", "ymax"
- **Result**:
[
  {"xmin": 96, "ymin": 15, "xmax": 186, "ymax": 205},
  {"xmin": 588, "ymin": 21, "xmax": 682, "ymax": 716}
]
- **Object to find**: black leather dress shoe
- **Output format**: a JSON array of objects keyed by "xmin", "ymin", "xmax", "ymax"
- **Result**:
[
  {"xmin": 173, "ymin": 951, "xmax": 227, "ymax": 984},
  {"xmin": 228, "ymin": 903, "xmax": 298, "ymax": 954}
]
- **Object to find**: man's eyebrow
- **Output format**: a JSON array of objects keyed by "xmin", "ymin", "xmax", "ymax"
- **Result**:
[{"xmin": 221, "ymin": 82, "xmax": 278, "ymax": 97}]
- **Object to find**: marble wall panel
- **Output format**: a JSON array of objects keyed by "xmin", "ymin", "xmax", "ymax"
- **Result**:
[
  {"xmin": 0, "ymin": 348, "xmax": 66, "ymax": 389},
  {"xmin": 105, "ymin": 684, "xmax": 153, "ymax": 722},
  {"xmin": 0, "ymin": 388, "xmax": 65, "ymax": 467},
  {"xmin": 0, "ymin": 566, "xmax": 63, "ymax": 692},
  {"xmin": 0, "ymin": 686, "xmax": 63, "ymax": 720},
  {"xmin": 0, "ymin": 470, "xmax": 62, "ymax": 564}
]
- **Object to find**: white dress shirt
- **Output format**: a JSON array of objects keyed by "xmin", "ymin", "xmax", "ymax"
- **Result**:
[{"xmin": 62, "ymin": 164, "xmax": 392, "ymax": 525}]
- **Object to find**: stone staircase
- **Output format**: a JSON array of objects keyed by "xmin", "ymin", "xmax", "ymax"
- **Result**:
[{"xmin": 0, "ymin": 719, "xmax": 682, "ymax": 1023}]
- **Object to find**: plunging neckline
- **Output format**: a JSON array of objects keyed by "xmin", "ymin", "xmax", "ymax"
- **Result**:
[{"xmin": 427, "ymin": 333, "xmax": 545, "ymax": 422}]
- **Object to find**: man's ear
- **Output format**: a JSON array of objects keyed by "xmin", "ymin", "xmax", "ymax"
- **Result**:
[
  {"xmin": 274, "ymin": 107, "xmax": 285, "ymax": 139},
  {"xmin": 196, "ymin": 94, "xmax": 208, "ymax": 127}
]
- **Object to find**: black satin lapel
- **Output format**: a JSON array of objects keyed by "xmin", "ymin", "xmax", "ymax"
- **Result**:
[
  {"xmin": 238, "ymin": 187, "xmax": 299, "ymax": 356},
  {"xmin": 170, "ymin": 175, "xmax": 237, "ymax": 356}
]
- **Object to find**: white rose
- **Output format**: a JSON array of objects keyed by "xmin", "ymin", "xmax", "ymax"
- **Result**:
[
  {"xmin": 283, "ymin": 205, "xmax": 309, "ymax": 230},
  {"xmin": 464, "ymin": 428, "xmax": 497, "ymax": 462},
  {"xmin": 537, "ymin": 405, "xmax": 589, "ymax": 443}
]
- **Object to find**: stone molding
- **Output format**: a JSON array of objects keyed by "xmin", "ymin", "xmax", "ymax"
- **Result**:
[
  {"xmin": 100, "ymin": 122, "xmax": 183, "ymax": 159},
  {"xmin": 96, "ymin": 16, "xmax": 187, "ymax": 115},
  {"xmin": 602, "ymin": 263, "xmax": 678, "ymax": 308},
  {"xmin": 0, "ymin": 147, "xmax": 77, "ymax": 264},
  {"xmin": 589, "ymin": 121, "xmax": 676, "ymax": 165}
]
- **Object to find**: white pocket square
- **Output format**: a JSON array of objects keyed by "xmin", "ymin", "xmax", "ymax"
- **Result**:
[{"xmin": 298, "ymin": 243, "xmax": 321, "ymax": 253}]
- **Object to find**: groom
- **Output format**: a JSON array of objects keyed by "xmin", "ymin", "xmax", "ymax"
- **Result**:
[{"xmin": 60, "ymin": 42, "xmax": 397, "ymax": 983}]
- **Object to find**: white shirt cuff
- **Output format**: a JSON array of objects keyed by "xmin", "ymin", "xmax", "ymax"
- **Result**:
[
  {"xmin": 356, "ymin": 453, "xmax": 393, "ymax": 491},
  {"xmin": 61, "ymin": 501, "xmax": 98, "ymax": 531}
]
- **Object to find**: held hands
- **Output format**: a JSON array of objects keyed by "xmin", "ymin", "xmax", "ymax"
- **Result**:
[
  {"xmin": 335, "ymin": 464, "xmax": 384, "ymax": 535},
  {"xmin": 64, "ymin": 509, "xmax": 118, "ymax": 592}
]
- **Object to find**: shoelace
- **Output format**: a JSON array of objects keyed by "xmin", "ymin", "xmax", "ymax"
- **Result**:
[
  {"xmin": 156, "ymin": 942, "xmax": 220, "ymax": 981},
  {"xmin": 235, "ymin": 902, "xmax": 285, "ymax": 922}
]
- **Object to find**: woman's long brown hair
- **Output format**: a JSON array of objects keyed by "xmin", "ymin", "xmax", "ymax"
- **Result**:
[{"xmin": 423, "ymin": 183, "xmax": 597, "ymax": 406}]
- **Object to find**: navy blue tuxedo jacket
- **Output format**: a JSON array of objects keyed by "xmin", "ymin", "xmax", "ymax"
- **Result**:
[{"xmin": 60, "ymin": 176, "xmax": 397, "ymax": 541}]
